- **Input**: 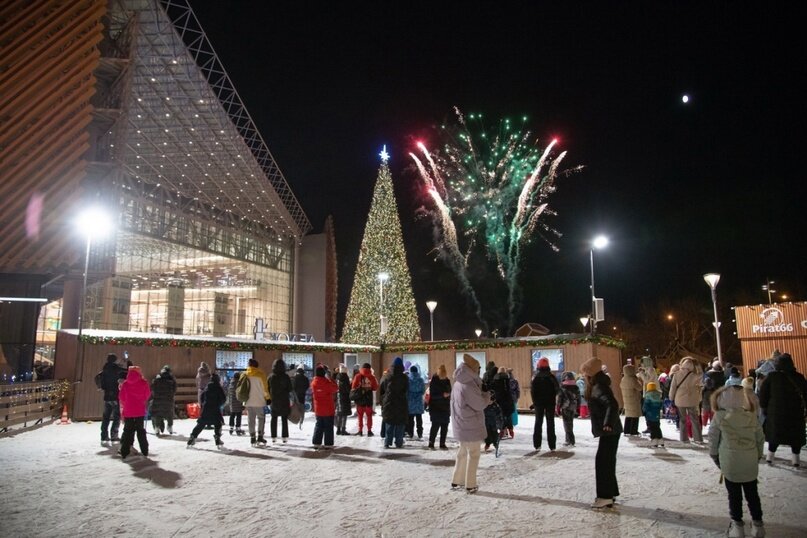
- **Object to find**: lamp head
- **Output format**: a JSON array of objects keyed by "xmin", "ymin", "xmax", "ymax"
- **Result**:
[
  {"xmin": 703, "ymin": 273, "xmax": 721, "ymax": 289},
  {"xmin": 580, "ymin": 316, "xmax": 590, "ymax": 328},
  {"xmin": 426, "ymin": 301, "xmax": 437, "ymax": 313},
  {"xmin": 76, "ymin": 206, "xmax": 113, "ymax": 239},
  {"xmin": 592, "ymin": 235, "xmax": 609, "ymax": 249},
  {"xmin": 474, "ymin": 329, "xmax": 482, "ymax": 338}
]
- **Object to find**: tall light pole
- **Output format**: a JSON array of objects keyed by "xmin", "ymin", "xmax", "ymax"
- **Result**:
[
  {"xmin": 703, "ymin": 273, "xmax": 723, "ymax": 366},
  {"xmin": 426, "ymin": 300, "xmax": 437, "ymax": 341},
  {"xmin": 589, "ymin": 235, "xmax": 609, "ymax": 336},
  {"xmin": 378, "ymin": 272, "xmax": 389, "ymax": 337},
  {"xmin": 761, "ymin": 278, "xmax": 776, "ymax": 304},
  {"xmin": 76, "ymin": 207, "xmax": 113, "ymax": 381}
]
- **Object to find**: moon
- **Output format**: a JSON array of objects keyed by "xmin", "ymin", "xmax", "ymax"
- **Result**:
[{"xmin": 682, "ymin": 94, "xmax": 690, "ymax": 104}]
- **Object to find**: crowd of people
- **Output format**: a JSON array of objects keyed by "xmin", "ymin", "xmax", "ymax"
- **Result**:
[{"xmin": 95, "ymin": 350, "xmax": 806, "ymax": 536}]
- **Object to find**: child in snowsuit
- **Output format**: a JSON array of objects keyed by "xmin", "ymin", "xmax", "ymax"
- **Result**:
[
  {"xmin": 557, "ymin": 371, "xmax": 581, "ymax": 447},
  {"xmin": 483, "ymin": 398, "xmax": 503, "ymax": 453},
  {"xmin": 188, "ymin": 373, "xmax": 227, "ymax": 448},
  {"xmin": 643, "ymin": 382, "xmax": 664, "ymax": 447},
  {"xmin": 709, "ymin": 383, "xmax": 765, "ymax": 537},
  {"xmin": 118, "ymin": 366, "xmax": 151, "ymax": 459},
  {"xmin": 227, "ymin": 372, "xmax": 245, "ymax": 435}
]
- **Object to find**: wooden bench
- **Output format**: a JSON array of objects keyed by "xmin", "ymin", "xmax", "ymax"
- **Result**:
[{"xmin": 0, "ymin": 381, "xmax": 59, "ymax": 432}]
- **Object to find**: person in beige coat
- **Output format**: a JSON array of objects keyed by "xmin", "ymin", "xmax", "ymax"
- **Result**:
[
  {"xmin": 669, "ymin": 357, "xmax": 703, "ymax": 442},
  {"xmin": 620, "ymin": 364, "xmax": 643, "ymax": 435}
]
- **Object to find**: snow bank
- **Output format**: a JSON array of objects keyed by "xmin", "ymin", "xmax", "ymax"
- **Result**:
[{"xmin": 1, "ymin": 414, "xmax": 805, "ymax": 537}]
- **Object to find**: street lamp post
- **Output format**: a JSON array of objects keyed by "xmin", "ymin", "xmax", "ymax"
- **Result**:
[
  {"xmin": 378, "ymin": 272, "xmax": 389, "ymax": 337},
  {"xmin": 475, "ymin": 329, "xmax": 482, "ymax": 338},
  {"xmin": 762, "ymin": 278, "xmax": 776, "ymax": 304},
  {"xmin": 703, "ymin": 273, "xmax": 723, "ymax": 366},
  {"xmin": 426, "ymin": 301, "xmax": 437, "ymax": 341},
  {"xmin": 76, "ymin": 207, "xmax": 113, "ymax": 382},
  {"xmin": 589, "ymin": 235, "xmax": 609, "ymax": 336}
]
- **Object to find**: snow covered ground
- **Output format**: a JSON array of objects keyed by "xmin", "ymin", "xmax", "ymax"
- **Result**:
[{"xmin": 1, "ymin": 413, "xmax": 805, "ymax": 538}]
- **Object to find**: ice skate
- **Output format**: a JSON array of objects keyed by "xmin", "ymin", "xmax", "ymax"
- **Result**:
[
  {"xmin": 257, "ymin": 435, "xmax": 267, "ymax": 445},
  {"xmin": 591, "ymin": 497, "xmax": 614, "ymax": 509},
  {"xmin": 186, "ymin": 436, "xmax": 196, "ymax": 448},
  {"xmin": 229, "ymin": 428, "xmax": 234, "ymax": 435},
  {"xmin": 466, "ymin": 486, "xmax": 479, "ymax": 494},
  {"xmin": 282, "ymin": 438, "xmax": 288, "ymax": 443},
  {"xmin": 750, "ymin": 520, "xmax": 765, "ymax": 537},
  {"xmin": 215, "ymin": 438, "xmax": 224, "ymax": 450},
  {"xmin": 792, "ymin": 453, "xmax": 800, "ymax": 467},
  {"xmin": 367, "ymin": 430, "xmax": 374, "ymax": 437},
  {"xmin": 727, "ymin": 519, "xmax": 745, "ymax": 537},
  {"xmin": 766, "ymin": 451, "xmax": 774, "ymax": 464},
  {"xmin": 450, "ymin": 483, "xmax": 463, "ymax": 491},
  {"xmin": 167, "ymin": 426, "xmax": 173, "ymax": 435},
  {"xmin": 250, "ymin": 435, "xmax": 257, "ymax": 446}
]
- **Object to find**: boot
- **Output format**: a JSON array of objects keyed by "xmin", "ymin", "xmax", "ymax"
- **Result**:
[
  {"xmin": 250, "ymin": 435, "xmax": 257, "ymax": 446},
  {"xmin": 750, "ymin": 520, "xmax": 765, "ymax": 538},
  {"xmin": 728, "ymin": 520, "xmax": 745, "ymax": 538},
  {"xmin": 257, "ymin": 436, "xmax": 267, "ymax": 445},
  {"xmin": 766, "ymin": 451, "xmax": 774, "ymax": 464},
  {"xmin": 428, "ymin": 442, "xmax": 435, "ymax": 449},
  {"xmin": 591, "ymin": 497, "xmax": 614, "ymax": 508},
  {"xmin": 792, "ymin": 453, "xmax": 800, "ymax": 467},
  {"xmin": 367, "ymin": 430, "xmax": 374, "ymax": 437}
]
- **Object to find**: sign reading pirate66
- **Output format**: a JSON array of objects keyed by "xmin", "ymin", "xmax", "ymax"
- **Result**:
[{"xmin": 735, "ymin": 303, "xmax": 807, "ymax": 339}]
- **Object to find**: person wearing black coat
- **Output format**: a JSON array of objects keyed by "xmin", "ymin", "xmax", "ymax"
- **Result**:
[
  {"xmin": 268, "ymin": 359, "xmax": 293, "ymax": 442},
  {"xmin": 492, "ymin": 370, "xmax": 515, "ymax": 439},
  {"xmin": 482, "ymin": 362, "xmax": 498, "ymax": 392},
  {"xmin": 428, "ymin": 366, "xmax": 452, "ymax": 449},
  {"xmin": 293, "ymin": 367, "xmax": 310, "ymax": 408},
  {"xmin": 335, "ymin": 366, "xmax": 352, "ymax": 435},
  {"xmin": 188, "ymin": 374, "xmax": 227, "ymax": 447},
  {"xmin": 99, "ymin": 354, "xmax": 127, "ymax": 443},
  {"xmin": 381, "ymin": 357, "xmax": 409, "ymax": 448},
  {"xmin": 149, "ymin": 366, "xmax": 177, "ymax": 435},
  {"xmin": 759, "ymin": 353, "xmax": 807, "ymax": 466},
  {"xmin": 531, "ymin": 358, "xmax": 560, "ymax": 450},
  {"xmin": 582, "ymin": 358, "xmax": 623, "ymax": 508}
]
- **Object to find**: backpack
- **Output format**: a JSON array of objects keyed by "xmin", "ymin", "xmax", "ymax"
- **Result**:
[
  {"xmin": 236, "ymin": 374, "xmax": 251, "ymax": 403},
  {"xmin": 94, "ymin": 371, "xmax": 104, "ymax": 390}
]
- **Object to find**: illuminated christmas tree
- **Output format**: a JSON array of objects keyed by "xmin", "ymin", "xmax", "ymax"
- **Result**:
[{"xmin": 341, "ymin": 147, "xmax": 421, "ymax": 344}]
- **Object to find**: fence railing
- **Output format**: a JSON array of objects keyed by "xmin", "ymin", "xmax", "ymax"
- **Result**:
[{"xmin": 0, "ymin": 380, "xmax": 68, "ymax": 433}]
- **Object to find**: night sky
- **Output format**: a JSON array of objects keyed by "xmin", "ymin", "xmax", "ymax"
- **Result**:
[{"xmin": 188, "ymin": 2, "xmax": 806, "ymax": 339}]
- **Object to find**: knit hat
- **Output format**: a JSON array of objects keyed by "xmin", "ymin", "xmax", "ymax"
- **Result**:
[
  {"xmin": 297, "ymin": 366, "xmax": 304, "ymax": 372},
  {"xmin": 562, "ymin": 371, "xmax": 575, "ymax": 381},
  {"xmin": 248, "ymin": 358, "xmax": 259, "ymax": 367},
  {"xmin": 580, "ymin": 357, "xmax": 603, "ymax": 376},
  {"xmin": 362, "ymin": 362, "xmax": 372, "ymax": 369},
  {"xmin": 462, "ymin": 353, "xmax": 480, "ymax": 373},
  {"xmin": 728, "ymin": 367, "xmax": 741, "ymax": 378},
  {"xmin": 211, "ymin": 373, "xmax": 220, "ymax": 384},
  {"xmin": 161, "ymin": 365, "xmax": 171, "ymax": 372},
  {"xmin": 106, "ymin": 353, "xmax": 118, "ymax": 364},
  {"xmin": 769, "ymin": 349, "xmax": 782, "ymax": 360},
  {"xmin": 410, "ymin": 365, "xmax": 418, "ymax": 374},
  {"xmin": 392, "ymin": 357, "xmax": 404, "ymax": 369},
  {"xmin": 646, "ymin": 382, "xmax": 658, "ymax": 392},
  {"xmin": 741, "ymin": 377, "xmax": 754, "ymax": 390},
  {"xmin": 775, "ymin": 353, "xmax": 794, "ymax": 372},
  {"xmin": 537, "ymin": 357, "xmax": 550, "ymax": 369},
  {"xmin": 315, "ymin": 364, "xmax": 326, "ymax": 377}
]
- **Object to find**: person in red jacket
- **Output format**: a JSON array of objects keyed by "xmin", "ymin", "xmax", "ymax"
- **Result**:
[
  {"xmin": 118, "ymin": 366, "xmax": 152, "ymax": 459},
  {"xmin": 351, "ymin": 362, "xmax": 379, "ymax": 436},
  {"xmin": 311, "ymin": 364, "xmax": 338, "ymax": 449}
]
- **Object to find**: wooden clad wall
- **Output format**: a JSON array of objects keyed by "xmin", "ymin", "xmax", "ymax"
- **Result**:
[
  {"xmin": 382, "ymin": 341, "xmax": 623, "ymax": 410},
  {"xmin": 0, "ymin": 0, "xmax": 105, "ymax": 272},
  {"xmin": 740, "ymin": 339, "xmax": 807, "ymax": 376},
  {"xmin": 54, "ymin": 332, "xmax": 381, "ymax": 420}
]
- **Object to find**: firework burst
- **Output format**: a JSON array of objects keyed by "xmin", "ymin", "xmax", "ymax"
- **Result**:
[{"xmin": 411, "ymin": 108, "xmax": 577, "ymax": 333}]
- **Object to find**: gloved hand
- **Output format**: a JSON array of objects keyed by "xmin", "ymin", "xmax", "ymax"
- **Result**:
[{"xmin": 711, "ymin": 455, "xmax": 720, "ymax": 468}]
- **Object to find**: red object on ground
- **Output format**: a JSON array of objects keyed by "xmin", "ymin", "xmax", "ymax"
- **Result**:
[{"xmin": 186, "ymin": 403, "xmax": 200, "ymax": 418}]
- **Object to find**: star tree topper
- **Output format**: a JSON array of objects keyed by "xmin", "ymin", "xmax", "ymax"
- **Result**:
[{"xmin": 379, "ymin": 145, "xmax": 390, "ymax": 163}]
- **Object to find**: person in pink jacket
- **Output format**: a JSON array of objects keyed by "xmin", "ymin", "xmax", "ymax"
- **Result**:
[
  {"xmin": 118, "ymin": 366, "xmax": 152, "ymax": 459},
  {"xmin": 450, "ymin": 354, "xmax": 491, "ymax": 494}
]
